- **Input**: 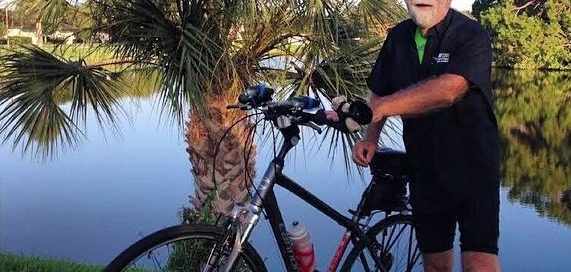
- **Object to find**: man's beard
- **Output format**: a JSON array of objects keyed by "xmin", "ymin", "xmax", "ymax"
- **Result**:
[{"xmin": 408, "ymin": 7, "xmax": 439, "ymax": 28}]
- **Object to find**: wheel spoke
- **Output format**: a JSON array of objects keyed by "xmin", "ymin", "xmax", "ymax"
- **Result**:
[
  {"xmin": 340, "ymin": 215, "xmax": 422, "ymax": 272},
  {"xmin": 384, "ymin": 223, "xmax": 406, "ymax": 254},
  {"xmin": 358, "ymin": 252, "xmax": 374, "ymax": 272},
  {"xmin": 103, "ymin": 225, "xmax": 266, "ymax": 272}
]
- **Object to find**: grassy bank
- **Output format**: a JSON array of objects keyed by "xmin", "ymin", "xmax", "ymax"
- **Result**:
[
  {"xmin": 0, "ymin": 44, "xmax": 119, "ymax": 66},
  {"xmin": 0, "ymin": 252, "xmax": 104, "ymax": 272}
]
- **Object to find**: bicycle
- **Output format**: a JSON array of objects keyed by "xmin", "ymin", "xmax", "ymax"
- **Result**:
[{"xmin": 103, "ymin": 85, "xmax": 421, "ymax": 272}]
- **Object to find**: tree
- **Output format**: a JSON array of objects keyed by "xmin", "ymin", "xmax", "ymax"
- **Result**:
[
  {"xmin": 10, "ymin": 0, "xmax": 96, "ymax": 45},
  {"xmin": 472, "ymin": 0, "xmax": 503, "ymax": 19},
  {"xmin": 11, "ymin": 0, "xmax": 72, "ymax": 45},
  {"xmin": 479, "ymin": 0, "xmax": 571, "ymax": 69},
  {"xmin": 0, "ymin": 0, "xmax": 406, "ymax": 216}
]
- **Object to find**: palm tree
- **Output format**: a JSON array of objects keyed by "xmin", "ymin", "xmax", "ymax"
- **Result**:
[{"xmin": 0, "ymin": 0, "xmax": 406, "ymax": 217}]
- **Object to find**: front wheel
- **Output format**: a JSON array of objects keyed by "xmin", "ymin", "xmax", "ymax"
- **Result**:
[
  {"xmin": 103, "ymin": 224, "xmax": 267, "ymax": 272},
  {"xmin": 340, "ymin": 214, "xmax": 422, "ymax": 272}
]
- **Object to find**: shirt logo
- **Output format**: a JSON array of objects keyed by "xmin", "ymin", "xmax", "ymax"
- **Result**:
[{"xmin": 433, "ymin": 53, "xmax": 450, "ymax": 63}]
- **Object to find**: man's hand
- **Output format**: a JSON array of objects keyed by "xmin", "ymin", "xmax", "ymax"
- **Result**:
[
  {"xmin": 324, "ymin": 110, "xmax": 339, "ymax": 121},
  {"xmin": 352, "ymin": 139, "xmax": 378, "ymax": 167}
]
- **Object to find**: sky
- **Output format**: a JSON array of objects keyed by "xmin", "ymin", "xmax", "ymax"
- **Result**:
[{"xmin": 451, "ymin": 0, "xmax": 476, "ymax": 11}]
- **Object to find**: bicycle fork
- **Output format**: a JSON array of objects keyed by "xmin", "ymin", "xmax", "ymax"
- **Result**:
[{"xmin": 203, "ymin": 204, "xmax": 261, "ymax": 272}]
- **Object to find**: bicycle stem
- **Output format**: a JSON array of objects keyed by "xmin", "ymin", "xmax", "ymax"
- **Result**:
[{"xmin": 250, "ymin": 125, "xmax": 298, "ymax": 210}]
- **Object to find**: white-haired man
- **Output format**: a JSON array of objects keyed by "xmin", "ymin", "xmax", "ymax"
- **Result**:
[{"xmin": 353, "ymin": 1, "xmax": 501, "ymax": 271}]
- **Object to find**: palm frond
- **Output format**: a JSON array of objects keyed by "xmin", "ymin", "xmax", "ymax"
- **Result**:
[
  {"xmin": 0, "ymin": 45, "xmax": 126, "ymax": 158},
  {"xmin": 247, "ymin": 1, "xmax": 406, "ymax": 176},
  {"xmin": 41, "ymin": 0, "xmax": 72, "ymax": 29},
  {"xmin": 355, "ymin": 0, "xmax": 408, "ymax": 36},
  {"xmin": 98, "ymin": 0, "xmax": 228, "ymax": 122},
  {"xmin": 14, "ymin": 0, "xmax": 72, "ymax": 30}
]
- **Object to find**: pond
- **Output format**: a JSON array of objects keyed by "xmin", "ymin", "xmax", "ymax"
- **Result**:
[{"xmin": 1, "ymin": 69, "xmax": 571, "ymax": 271}]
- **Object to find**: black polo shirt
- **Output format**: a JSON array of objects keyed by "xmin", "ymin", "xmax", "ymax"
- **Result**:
[{"xmin": 368, "ymin": 9, "xmax": 500, "ymax": 213}]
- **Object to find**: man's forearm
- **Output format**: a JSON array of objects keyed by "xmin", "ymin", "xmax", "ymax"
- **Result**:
[
  {"xmin": 371, "ymin": 74, "xmax": 469, "ymax": 122},
  {"xmin": 363, "ymin": 118, "xmax": 385, "ymax": 142}
]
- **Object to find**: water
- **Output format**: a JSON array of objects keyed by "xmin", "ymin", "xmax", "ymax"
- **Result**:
[
  {"xmin": 2, "ymin": 70, "xmax": 571, "ymax": 271},
  {"xmin": 1, "ymin": 97, "xmax": 190, "ymax": 264}
]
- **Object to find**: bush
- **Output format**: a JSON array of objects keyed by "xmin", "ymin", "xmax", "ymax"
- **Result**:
[
  {"xmin": 480, "ymin": 1, "xmax": 571, "ymax": 70},
  {"xmin": 4, "ymin": 36, "xmax": 34, "ymax": 45}
]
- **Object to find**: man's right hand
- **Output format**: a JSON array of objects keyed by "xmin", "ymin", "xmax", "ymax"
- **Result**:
[{"xmin": 352, "ymin": 139, "xmax": 378, "ymax": 167}]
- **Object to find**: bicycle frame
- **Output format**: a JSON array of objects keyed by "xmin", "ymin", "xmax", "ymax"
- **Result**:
[{"xmin": 221, "ymin": 123, "xmax": 389, "ymax": 272}]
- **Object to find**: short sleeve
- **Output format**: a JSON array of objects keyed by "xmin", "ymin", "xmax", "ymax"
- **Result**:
[
  {"xmin": 367, "ymin": 31, "xmax": 394, "ymax": 97},
  {"xmin": 445, "ymin": 25, "xmax": 492, "ymax": 98}
]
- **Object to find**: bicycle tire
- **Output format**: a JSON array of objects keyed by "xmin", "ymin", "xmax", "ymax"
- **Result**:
[
  {"xmin": 340, "ymin": 214, "xmax": 422, "ymax": 272},
  {"xmin": 103, "ymin": 224, "xmax": 268, "ymax": 272}
]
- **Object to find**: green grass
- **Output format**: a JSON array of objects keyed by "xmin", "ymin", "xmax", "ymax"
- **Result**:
[
  {"xmin": 0, "ymin": 252, "xmax": 104, "ymax": 272},
  {"xmin": 0, "ymin": 43, "xmax": 118, "ymax": 65}
]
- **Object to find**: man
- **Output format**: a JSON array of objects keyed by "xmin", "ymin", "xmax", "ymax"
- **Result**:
[{"xmin": 352, "ymin": 1, "xmax": 501, "ymax": 271}]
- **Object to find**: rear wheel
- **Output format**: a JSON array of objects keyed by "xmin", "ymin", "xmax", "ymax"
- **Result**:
[
  {"xmin": 103, "ymin": 224, "xmax": 267, "ymax": 272},
  {"xmin": 340, "ymin": 214, "xmax": 422, "ymax": 272}
]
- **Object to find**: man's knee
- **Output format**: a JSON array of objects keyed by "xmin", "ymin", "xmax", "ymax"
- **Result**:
[
  {"xmin": 461, "ymin": 251, "xmax": 500, "ymax": 272},
  {"xmin": 423, "ymin": 250, "xmax": 454, "ymax": 272}
]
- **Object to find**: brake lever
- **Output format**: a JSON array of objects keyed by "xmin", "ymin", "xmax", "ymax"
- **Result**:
[{"xmin": 301, "ymin": 121, "xmax": 322, "ymax": 134}]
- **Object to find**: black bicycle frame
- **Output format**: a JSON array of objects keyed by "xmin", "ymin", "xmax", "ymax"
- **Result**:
[{"xmin": 252, "ymin": 124, "xmax": 386, "ymax": 271}]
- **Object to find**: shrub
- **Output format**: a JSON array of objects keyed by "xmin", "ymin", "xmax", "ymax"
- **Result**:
[{"xmin": 7, "ymin": 36, "xmax": 33, "ymax": 45}]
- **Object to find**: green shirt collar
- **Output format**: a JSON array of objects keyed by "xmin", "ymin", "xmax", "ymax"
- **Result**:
[{"xmin": 414, "ymin": 28, "xmax": 427, "ymax": 63}]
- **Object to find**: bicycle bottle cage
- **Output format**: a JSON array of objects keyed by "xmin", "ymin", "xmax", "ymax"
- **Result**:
[{"xmin": 360, "ymin": 148, "xmax": 409, "ymax": 215}]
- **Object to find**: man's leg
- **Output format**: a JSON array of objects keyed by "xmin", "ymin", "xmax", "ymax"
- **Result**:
[
  {"xmin": 423, "ymin": 250, "xmax": 454, "ymax": 272},
  {"xmin": 461, "ymin": 251, "xmax": 500, "ymax": 272},
  {"xmin": 458, "ymin": 187, "xmax": 500, "ymax": 272},
  {"xmin": 413, "ymin": 211, "xmax": 456, "ymax": 272}
]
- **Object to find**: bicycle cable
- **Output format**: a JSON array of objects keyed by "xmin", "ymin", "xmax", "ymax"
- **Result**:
[
  {"xmin": 209, "ymin": 110, "xmax": 275, "ymax": 220},
  {"xmin": 206, "ymin": 112, "xmax": 263, "ymax": 212}
]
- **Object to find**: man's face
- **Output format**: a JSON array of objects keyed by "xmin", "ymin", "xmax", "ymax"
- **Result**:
[{"xmin": 404, "ymin": 0, "xmax": 452, "ymax": 29}]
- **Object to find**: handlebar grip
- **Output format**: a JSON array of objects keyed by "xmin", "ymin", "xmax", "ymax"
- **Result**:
[
  {"xmin": 342, "ymin": 100, "xmax": 372, "ymax": 125},
  {"xmin": 313, "ymin": 109, "xmax": 357, "ymax": 133}
]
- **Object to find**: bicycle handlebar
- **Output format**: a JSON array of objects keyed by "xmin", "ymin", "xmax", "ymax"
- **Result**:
[{"xmin": 227, "ymin": 85, "xmax": 373, "ymax": 133}]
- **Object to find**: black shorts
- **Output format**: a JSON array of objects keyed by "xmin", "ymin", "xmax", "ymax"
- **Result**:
[{"xmin": 412, "ymin": 186, "xmax": 500, "ymax": 255}]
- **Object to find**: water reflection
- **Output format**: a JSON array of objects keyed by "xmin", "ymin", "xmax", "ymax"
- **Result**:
[
  {"xmin": 1, "ymin": 69, "xmax": 162, "ymax": 159},
  {"xmin": 494, "ymin": 69, "xmax": 571, "ymax": 225}
]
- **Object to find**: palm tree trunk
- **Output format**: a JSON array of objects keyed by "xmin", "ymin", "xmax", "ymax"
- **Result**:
[
  {"xmin": 4, "ymin": 8, "xmax": 9, "ymax": 46},
  {"xmin": 35, "ymin": 20, "xmax": 43, "ymax": 46},
  {"xmin": 185, "ymin": 94, "xmax": 256, "ymax": 216}
]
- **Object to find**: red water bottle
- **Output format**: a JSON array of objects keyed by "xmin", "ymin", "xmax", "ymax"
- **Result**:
[{"xmin": 288, "ymin": 221, "xmax": 316, "ymax": 272}]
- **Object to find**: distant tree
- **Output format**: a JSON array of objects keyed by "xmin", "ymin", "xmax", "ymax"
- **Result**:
[
  {"xmin": 474, "ymin": 0, "xmax": 551, "ymax": 18},
  {"xmin": 12, "ymin": 0, "xmax": 74, "ymax": 45},
  {"xmin": 479, "ymin": 0, "xmax": 571, "ymax": 69},
  {"xmin": 472, "ymin": 0, "xmax": 503, "ymax": 19},
  {"xmin": 10, "ymin": 0, "xmax": 95, "ymax": 45},
  {"xmin": 0, "ymin": 20, "xmax": 5, "ymax": 36}
]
